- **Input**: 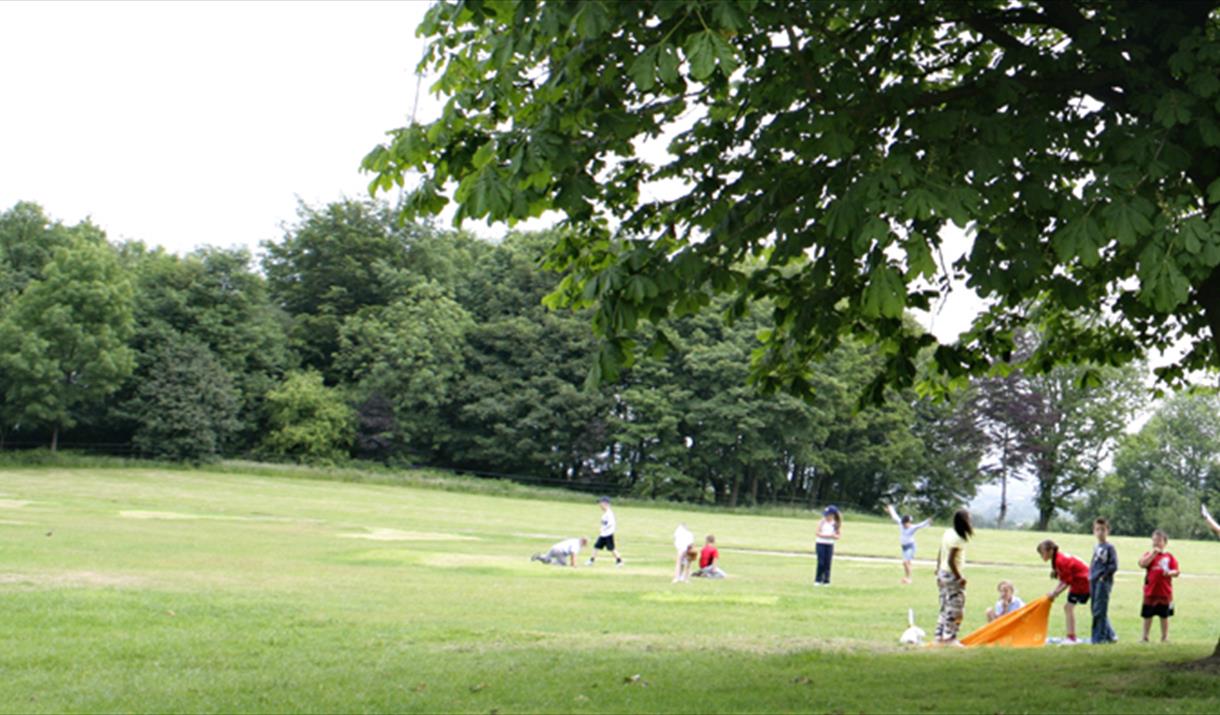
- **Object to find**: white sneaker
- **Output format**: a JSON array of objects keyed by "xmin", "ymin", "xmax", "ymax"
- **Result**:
[
  {"xmin": 615, "ymin": 560, "xmax": 623, "ymax": 568},
  {"xmin": 585, "ymin": 558, "xmax": 595, "ymax": 566}
]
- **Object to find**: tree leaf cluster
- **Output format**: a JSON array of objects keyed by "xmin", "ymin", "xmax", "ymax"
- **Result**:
[{"xmin": 367, "ymin": 0, "xmax": 1220, "ymax": 400}]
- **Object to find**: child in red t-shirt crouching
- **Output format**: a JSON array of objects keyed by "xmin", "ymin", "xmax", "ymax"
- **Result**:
[
  {"xmin": 1037, "ymin": 539, "xmax": 1091, "ymax": 643},
  {"xmin": 1138, "ymin": 529, "xmax": 1180, "ymax": 643},
  {"xmin": 692, "ymin": 534, "xmax": 727, "ymax": 579}
]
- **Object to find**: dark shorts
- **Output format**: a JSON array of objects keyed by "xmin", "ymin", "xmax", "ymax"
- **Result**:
[
  {"xmin": 594, "ymin": 534, "xmax": 616, "ymax": 551},
  {"xmin": 1142, "ymin": 602, "xmax": 1174, "ymax": 618},
  {"xmin": 1067, "ymin": 591, "xmax": 1090, "ymax": 605}
]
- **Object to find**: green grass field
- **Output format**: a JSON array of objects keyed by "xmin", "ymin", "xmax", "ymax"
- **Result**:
[{"xmin": 1, "ymin": 464, "xmax": 1218, "ymax": 713}]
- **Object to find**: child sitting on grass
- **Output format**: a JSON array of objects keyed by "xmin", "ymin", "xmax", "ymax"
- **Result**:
[
  {"xmin": 1138, "ymin": 529, "xmax": 1180, "ymax": 643},
  {"xmin": 1037, "ymin": 539, "xmax": 1090, "ymax": 643},
  {"xmin": 985, "ymin": 580, "xmax": 1025, "ymax": 622},
  {"xmin": 692, "ymin": 534, "xmax": 727, "ymax": 578}
]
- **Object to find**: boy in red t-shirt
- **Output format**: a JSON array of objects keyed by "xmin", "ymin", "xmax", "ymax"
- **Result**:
[
  {"xmin": 1037, "ymin": 539, "xmax": 1091, "ymax": 643},
  {"xmin": 692, "ymin": 534, "xmax": 726, "ymax": 579},
  {"xmin": 1138, "ymin": 529, "xmax": 1180, "ymax": 643}
]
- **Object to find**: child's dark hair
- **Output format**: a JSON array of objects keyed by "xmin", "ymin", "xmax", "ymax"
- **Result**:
[
  {"xmin": 901, "ymin": 515, "xmax": 912, "ymax": 526},
  {"xmin": 831, "ymin": 511, "xmax": 842, "ymax": 530},
  {"xmin": 1152, "ymin": 528, "xmax": 1168, "ymax": 541},
  {"xmin": 1094, "ymin": 517, "xmax": 1109, "ymax": 529},
  {"xmin": 952, "ymin": 509, "xmax": 972, "ymax": 540},
  {"xmin": 1038, "ymin": 539, "xmax": 1059, "ymax": 578}
]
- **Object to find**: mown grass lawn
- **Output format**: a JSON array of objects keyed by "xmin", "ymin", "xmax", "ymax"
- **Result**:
[{"xmin": 1, "ymin": 464, "xmax": 1217, "ymax": 713}]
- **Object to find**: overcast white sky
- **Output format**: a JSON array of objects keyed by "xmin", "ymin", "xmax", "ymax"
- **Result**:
[{"xmin": 0, "ymin": 1, "xmax": 437, "ymax": 255}]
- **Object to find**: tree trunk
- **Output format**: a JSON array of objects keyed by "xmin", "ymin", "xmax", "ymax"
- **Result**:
[
  {"xmin": 749, "ymin": 468, "xmax": 759, "ymax": 506},
  {"xmin": 997, "ymin": 437, "xmax": 1010, "ymax": 528},
  {"xmin": 1037, "ymin": 506, "xmax": 1052, "ymax": 532},
  {"xmin": 728, "ymin": 472, "xmax": 741, "ymax": 509},
  {"xmin": 998, "ymin": 471, "xmax": 1008, "ymax": 528},
  {"xmin": 50, "ymin": 426, "xmax": 59, "ymax": 452}
]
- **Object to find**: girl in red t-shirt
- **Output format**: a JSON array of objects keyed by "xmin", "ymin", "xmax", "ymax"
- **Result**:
[
  {"xmin": 1037, "ymin": 539, "xmax": 1091, "ymax": 643},
  {"xmin": 1138, "ymin": 529, "xmax": 1180, "ymax": 642}
]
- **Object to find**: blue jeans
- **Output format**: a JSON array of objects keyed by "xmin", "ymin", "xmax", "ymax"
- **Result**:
[
  {"xmin": 1090, "ymin": 577, "xmax": 1116, "ymax": 643},
  {"xmin": 815, "ymin": 543, "xmax": 834, "ymax": 584}
]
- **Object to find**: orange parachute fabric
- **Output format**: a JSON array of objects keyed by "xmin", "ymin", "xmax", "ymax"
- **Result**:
[{"xmin": 961, "ymin": 596, "xmax": 1052, "ymax": 648}]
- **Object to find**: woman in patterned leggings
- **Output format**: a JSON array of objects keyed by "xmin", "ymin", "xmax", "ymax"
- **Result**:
[{"xmin": 935, "ymin": 509, "xmax": 974, "ymax": 645}]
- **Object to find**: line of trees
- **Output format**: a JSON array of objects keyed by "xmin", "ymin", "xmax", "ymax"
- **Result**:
[{"xmin": 0, "ymin": 199, "xmax": 1198, "ymax": 528}]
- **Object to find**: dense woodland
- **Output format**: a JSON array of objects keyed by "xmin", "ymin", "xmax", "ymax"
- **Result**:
[{"xmin": 1, "ymin": 199, "xmax": 1217, "ymax": 535}]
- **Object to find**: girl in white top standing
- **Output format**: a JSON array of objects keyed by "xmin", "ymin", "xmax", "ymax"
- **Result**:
[
  {"xmin": 935, "ymin": 509, "xmax": 973, "ymax": 645},
  {"xmin": 814, "ymin": 506, "xmax": 841, "ymax": 586}
]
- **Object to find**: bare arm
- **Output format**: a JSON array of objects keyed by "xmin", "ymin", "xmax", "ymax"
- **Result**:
[
  {"xmin": 887, "ymin": 504, "xmax": 902, "ymax": 525},
  {"xmin": 1137, "ymin": 550, "xmax": 1158, "ymax": 569},
  {"xmin": 1047, "ymin": 581, "xmax": 1068, "ymax": 599},
  {"xmin": 948, "ymin": 547, "xmax": 965, "ymax": 587},
  {"xmin": 1204, "ymin": 505, "xmax": 1220, "ymax": 536}
]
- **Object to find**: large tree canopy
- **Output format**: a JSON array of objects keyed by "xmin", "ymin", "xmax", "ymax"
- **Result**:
[{"xmin": 366, "ymin": 0, "xmax": 1220, "ymax": 392}]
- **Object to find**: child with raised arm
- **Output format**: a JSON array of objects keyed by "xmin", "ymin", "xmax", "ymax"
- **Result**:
[
  {"xmin": 1089, "ymin": 517, "xmax": 1119, "ymax": 644},
  {"xmin": 887, "ymin": 504, "xmax": 932, "ymax": 584},
  {"xmin": 1037, "ymin": 539, "xmax": 1090, "ymax": 643},
  {"xmin": 1138, "ymin": 529, "xmax": 1180, "ymax": 643}
]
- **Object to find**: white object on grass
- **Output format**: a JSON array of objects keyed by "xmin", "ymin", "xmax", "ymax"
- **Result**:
[{"xmin": 899, "ymin": 608, "xmax": 926, "ymax": 645}]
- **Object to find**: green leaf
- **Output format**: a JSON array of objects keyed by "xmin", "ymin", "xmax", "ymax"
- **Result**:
[
  {"xmin": 471, "ymin": 168, "xmax": 512, "ymax": 218},
  {"xmin": 861, "ymin": 264, "xmax": 906, "ymax": 319},
  {"xmin": 1104, "ymin": 200, "xmax": 1153, "ymax": 246},
  {"xmin": 711, "ymin": 2, "xmax": 748, "ymax": 31},
  {"xmin": 904, "ymin": 233, "xmax": 936, "ymax": 278},
  {"xmin": 1208, "ymin": 178, "xmax": 1220, "ymax": 205},
  {"xmin": 657, "ymin": 44, "xmax": 681, "ymax": 83},
  {"xmin": 1053, "ymin": 214, "xmax": 1102, "ymax": 266},
  {"xmin": 1182, "ymin": 217, "xmax": 1208, "ymax": 254},
  {"xmin": 574, "ymin": 1, "xmax": 611, "ymax": 39},
  {"xmin": 1153, "ymin": 92, "xmax": 1193, "ymax": 127},
  {"xmin": 472, "ymin": 140, "xmax": 497, "ymax": 170},
  {"xmin": 1198, "ymin": 119, "xmax": 1220, "ymax": 148},
  {"xmin": 901, "ymin": 188, "xmax": 938, "ymax": 221},
  {"xmin": 684, "ymin": 31, "xmax": 717, "ymax": 81},
  {"xmin": 628, "ymin": 46, "xmax": 659, "ymax": 91},
  {"xmin": 709, "ymin": 32, "xmax": 739, "ymax": 76}
]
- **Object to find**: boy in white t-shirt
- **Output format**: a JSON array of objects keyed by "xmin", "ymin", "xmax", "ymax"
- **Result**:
[
  {"xmin": 532, "ymin": 537, "xmax": 588, "ymax": 567},
  {"xmin": 587, "ymin": 496, "xmax": 624, "ymax": 567}
]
